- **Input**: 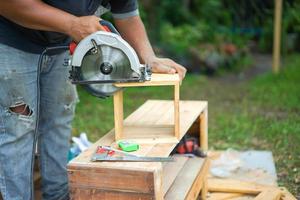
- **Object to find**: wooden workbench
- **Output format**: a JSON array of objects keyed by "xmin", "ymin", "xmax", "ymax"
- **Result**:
[{"xmin": 68, "ymin": 100, "xmax": 209, "ymax": 200}]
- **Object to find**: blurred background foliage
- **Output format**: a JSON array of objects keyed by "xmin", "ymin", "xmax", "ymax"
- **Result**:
[{"xmin": 135, "ymin": 0, "xmax": 300, "ymax": 73}]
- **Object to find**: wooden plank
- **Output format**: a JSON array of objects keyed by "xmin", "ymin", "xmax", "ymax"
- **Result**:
[
  {"xmin": 115, "ymin": 100, "xmax": 207, "ymax": 144},
  {"xmin": 254, "ymin": 188, "xmax": 282, "ymax": 200},
  {"xmin": 200, "ymin": 107, "xmax": 208, "ymax": 151},
  {"xmin": 68, "ymin": 168, "xmax": 155, "ymax": 194},
  {"xmin": 207, "ymin": 179, "xmax": 273, "ymax": 195},
  {"xmin": 70, "ymin": 188, "xmax": 154, "ymax": 200},
  {"xmin": 185, "ymin": 158, "xmax": 210, "ymax": 200},
  {"xmin": 207, "ymin": 192, "xmax": 244, "ymax": 200},
  {"xmin": 164, "ymin": 157, "xmax": 205, "ymax": 200},
  {"xmin": 272, "ymin": 0, "xmax": 283, "ymax": 74},
  {"xmin": 162, "ymin": 156, "xmax": 189, "ymax": 195},
  {"xmin": 113, "ymin": 90, "xmax": 123, "ymax": 141},
  {"xmin": 114, "ymin": 73, "xmax": 180, "ymax": 87},
  {"xmin": 174, "ymin": 82, "xmax": 180, "ymax": 139},
  {"xmin": 279, "ymin": 187, "xmax": 297, "ymax": 200}
]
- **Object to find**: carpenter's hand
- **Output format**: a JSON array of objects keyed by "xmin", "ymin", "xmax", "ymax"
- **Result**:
[
  {"xmin": 147, "ymin": 57, "xmax": 187, "ymax": 81},
  {"xmin": 68, "ymin": 16, "xmax": 105, "ymax": 43}
]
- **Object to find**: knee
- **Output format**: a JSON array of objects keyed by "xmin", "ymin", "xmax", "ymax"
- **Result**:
[{"xmin": 9, "ymin": 102, "xmax": 33, "ymax": 116}]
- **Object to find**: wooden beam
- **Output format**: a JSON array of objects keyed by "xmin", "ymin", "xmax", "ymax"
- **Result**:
[
  {"xmin": 254, "ymin": 188, "xmax": 282, "ymax": 200},
  {"xmin": 279, "ymin": 187, "xmax": 297, "ymax": 200},
  {"xmin": 207, "ymin": 179, "xmax": 273, "ymax": 195},
  {"xmin": 207, "ymin": 192, "xmax": 244, "ymax": 200},
  {"xmin": 114, "ymin": 73, "xmax": 180, "ymax": 87},
  {"xmin": 200, "ymin": 107, "xmax": 208, "ymax": 151},
  {"xmin": 174, "ymin": 82, "xmax": 180, "ymax": 139},
  {"xmin": 113, "ymin": 90, "xmax": 124, "ymax": 141},
  {"xmin": 272, "ymin": 0, "xmax": 283, "ymax": 74}
]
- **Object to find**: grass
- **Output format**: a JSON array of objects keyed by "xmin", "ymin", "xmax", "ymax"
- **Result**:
[{"xmin": 72, "ymin": 54, "xmax": 300, "ymax": 196}]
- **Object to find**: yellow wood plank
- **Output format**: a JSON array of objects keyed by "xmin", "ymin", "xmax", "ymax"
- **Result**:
[
  {"xmin": 118, "ymin": 100, "xmax": 207, "ymax": 143},
  {"xmin": 114, "ymin": 73, "xmax": 180, "ymax": 87},
  {"xmin": 162, "ymin": 156, "xmax": 189, "ymax": 195},
  {"xmin": 164, "ymin": 157, "xmax": 206, "ymax": 200},
  {"xmin": 279, "ymin": 187, "xmax": 297, "ymax": 200},
  {"xmin": 207, "ymin": 179, "xmax": 272, "ymax": 195},
  {"xmin": 174, "ymin": 82, "xmax": 180, "ymax": 139},
  {"xmin": 207, "ymin": 192, "xmax": 245, "ymax": 200},
  {"xmin": 185, "ymin": 158, "xmax": 210, "ymax": 200},
  {"xmin": 200, "ymin": 107, "xmax": 208, "ymax": 150},
  {"xmin": 254, "ymin": 188, "xmax": 281, "ymax": 200},
  {"xmin": 113, "ymin": 90, "xmax": 124, "ymax": 141}
]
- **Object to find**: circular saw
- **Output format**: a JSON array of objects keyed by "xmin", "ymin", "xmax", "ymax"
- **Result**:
[{"xmin": 69, "ymin": 20, "xmax": 151, "ymax": 98}]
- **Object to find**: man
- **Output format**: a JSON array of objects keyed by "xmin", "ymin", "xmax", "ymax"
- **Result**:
[{"xmin": 0, "ymin": 1, "xmax": 186, "ymax": 199}]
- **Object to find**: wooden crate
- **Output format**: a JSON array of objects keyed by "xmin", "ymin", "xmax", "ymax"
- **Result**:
[
  {"xmin": 68, "ymin": 100, "xmax": 209, "ymax": 200},
  {"xmin": 113, "ymin": 73, "xmax": 181, "ymax": 142}
]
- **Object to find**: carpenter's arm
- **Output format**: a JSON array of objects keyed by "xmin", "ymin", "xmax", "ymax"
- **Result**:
[
  {"xmin": 0, "ymin": 0, "xmax": 104, "ymax": 42},
  {"xmin": 114, "ymin": 16, "xmax": 186, "ymax": 80}
]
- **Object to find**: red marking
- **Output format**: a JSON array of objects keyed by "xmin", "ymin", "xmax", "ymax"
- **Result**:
[
  {"xmin": 103, "ymin": 26, "xmax": 111, "ymax": 32},
  {"xmin": 69, "ymin": 42, "xmax": 77, "ymax": 55}
]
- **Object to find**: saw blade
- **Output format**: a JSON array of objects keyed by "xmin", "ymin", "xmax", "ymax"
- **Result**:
[{"xmin": 80, "ymin": 45, "xmax": 133, "ymax": 97}]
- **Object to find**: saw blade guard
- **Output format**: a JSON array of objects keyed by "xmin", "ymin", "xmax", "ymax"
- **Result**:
[
  {"xmin": 72, "ymin": 31, "xmax": 142, "ymax": 74},
  {"xmin": 70, "ymin": 31, "xmax": 150, "ymax": 98}
]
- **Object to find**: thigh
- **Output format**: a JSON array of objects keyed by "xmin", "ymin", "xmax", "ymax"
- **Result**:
[
  {"xmin": 0, "ymin": 43, "xmax": 39, "ymax": 199},
  {"xmin": 0, "ymin": 43, "xmax": 39, "ymax": 143},
  {"xmin": 38, "ymin": 51, "xmax": 78, "ymax": 200}
]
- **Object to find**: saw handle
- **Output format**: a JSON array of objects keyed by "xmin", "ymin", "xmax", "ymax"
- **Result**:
[
  {"xmin": 69, "ymin": 20, "xmax": 119, "ymax": 55},
  {"xmin": 99, "ymin": 20, "xmax": 120, "ymax": 35}
]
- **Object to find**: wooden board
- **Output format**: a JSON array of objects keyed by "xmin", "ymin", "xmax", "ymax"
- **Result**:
[
  {"xmin": 120, "ymin": 100, "xmax": 207, "ymax": 144},
  {"xmin": 254, "ymin": 189, "xmax": 281, "ymax": 200},
  {"xmin": 114, "ymin": 73, "xmax": 180, "ymax": 87},
  {"xmin": 207, "ymin": 192, "xmax": 245, "ymax": 200},
  {"xmin": 164, "ymin": 157, "xmax": 208, "ymax": 200},
  {"xmin": 162, "ymin": 156, "xmax": 189, "ymax": 195},
  {"xmin": 207, "ymin": 179, "xmax": 272, "ymax": 195}
]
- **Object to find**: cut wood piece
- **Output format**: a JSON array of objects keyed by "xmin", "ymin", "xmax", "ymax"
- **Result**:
[
  {"xmin": 113, "ymin": 90, "xmax": 123, "ymax": 141},
  {"xmin": 117, "ymin": 100, "xmax": 207, "ymax": 145},
  {"xmin": 254, "ymin": 188, "xmax": 282, "ymax": 200},
  {"xmin": 164, "ymin": 157, "xmax": 207, "ymax": 200},
  {"xmin": 114, "ymin": 73, "xmax": 180, "ymax": 87},
  {"xmin": 207, "ymin": 192, "xmax": 244, "ymax": 200},
  {"xmin": 186, "ymin": 158, "xmax": 210, "ymax": 200},
  {"xmin": 162, "ymin": 156, "xmax": 189, "ymax": 195},
  {"xmin": 207, "ymin": 179, "xmax": 273, "ymax": 195},
  {"xmin": 174, "ymin": 82, "xmax": 180, "ymax": 139},
  {"xmin": 279, "ymin": 187, "xmax": 297, "ymax": 200},
  {"xmin": 200, "ymin": 107, "xmax": 208, "ymax": 151}
]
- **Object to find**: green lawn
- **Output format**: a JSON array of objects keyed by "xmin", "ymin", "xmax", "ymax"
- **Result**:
[{"xmin": 72, "ymin": 54, "xmax": 300, "ymax": 196}]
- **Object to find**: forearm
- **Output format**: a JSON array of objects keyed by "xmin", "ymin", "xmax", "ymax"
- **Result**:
[
  {"xmin": 0, "ymin": 0, "xmax": 75, "ymax": 35},
  {"xmin": 114, "ymin": 16, "xmax": 155, "ymax": 64}
]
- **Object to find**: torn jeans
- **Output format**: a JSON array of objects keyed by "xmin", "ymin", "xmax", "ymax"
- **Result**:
[{"xmin": 0, "ymin": 43, "xmax": 78, "ymax": 200}]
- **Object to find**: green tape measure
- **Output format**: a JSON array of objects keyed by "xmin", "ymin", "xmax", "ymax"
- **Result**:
[{"xmin": 118, "ymin": 140, "xmax": 139, "ymax": 152}]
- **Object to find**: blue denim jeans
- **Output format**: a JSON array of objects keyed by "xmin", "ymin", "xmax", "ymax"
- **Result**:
[{"xmin": 0, "ymin": 44, "xmax": 78, "ymax": 200}]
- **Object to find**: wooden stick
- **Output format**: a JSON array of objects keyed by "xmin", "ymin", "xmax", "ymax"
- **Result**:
[
  {"xmin": 200, "ymin": 107, "xmax": 208, "ymax": 151},
  {"xmin": 207, "ymin": 179, "xmax": 272, "ymax": 194},
  {"xmin": 272, "ymin": 0, "xmax": 283, "ymax": 74},
  {"xmin": 114, "ymin": 90, "xmax": 124, "ymax": 141},
  {"xmin": 254, "ymin": 188, "xmax": 282, "ymax": 200},
  {"xmin": 174, "ymin": 83, "xmax": 180, "ymax": 139}
]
